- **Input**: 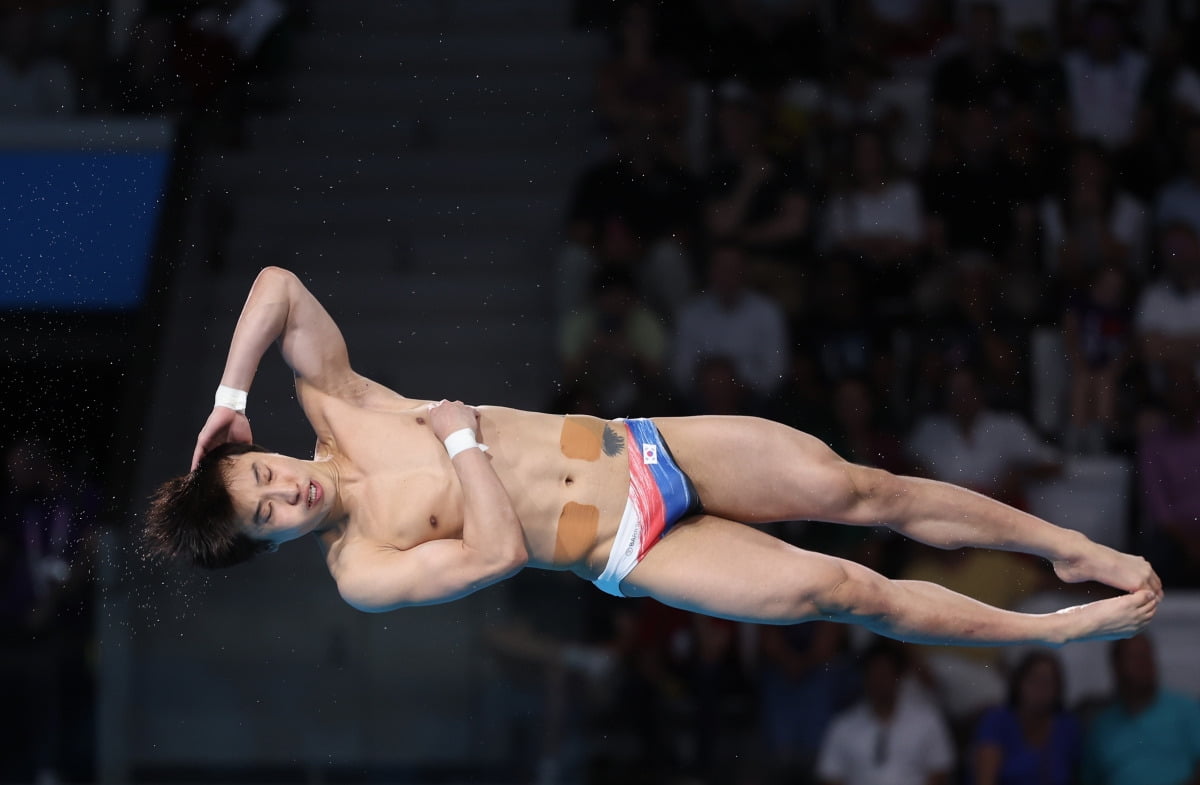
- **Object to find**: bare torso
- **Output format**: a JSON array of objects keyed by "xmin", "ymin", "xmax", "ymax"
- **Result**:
[{"xmin": 302, "ymin": 387, "xmax": 631, "ymax": 581}]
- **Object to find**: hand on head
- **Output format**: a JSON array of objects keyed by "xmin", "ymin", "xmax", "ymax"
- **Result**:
[{"xmin": 191, "ymin": 406, "xmax": 254, "ymax": 471}]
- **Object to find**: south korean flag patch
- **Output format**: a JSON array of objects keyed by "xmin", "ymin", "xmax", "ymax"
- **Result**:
[{"xmin": 642, "ymin": 443, "xmax": 658, "ymax": 465}]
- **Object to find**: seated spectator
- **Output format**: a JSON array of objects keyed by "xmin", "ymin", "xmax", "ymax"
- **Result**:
[
  {"xmin": 691, "ymin": 355, "xmax": 751, "ymax": 416},
  {"xmin": 931, "ymin": 2, "xmax": 1032, "ymax": 130},
  {"xmin": 1155, "ymin": 120, "xmax": 1200, "ymax": 240},
  {"xmin": 764, "ymin": 346, "xmax": 839, "ymax": 442},
  {"xmin": 907, "ymin": 364, "xmax": 1060, "ymax": 506},
  {"xmin": 971, "ymin": 650, "xmax": 1082, "ymax": 785},
  {"xmin": 1136, "ymin": 222, "xmax": 1200, "ymax": 381},
  {"xmin": 558, "ymin": 268, "xmax": 669, "ymax": 419},
  {"xmin": 1040, "ymin": 142, "xmax": 1147, "ymax": 289},
  {"xmin": 593, "ymin": 0, "xmax": 688, "ymax": 151},
  {"xmin": 758, "ymin": 621, "xmax": 856, "ymax": 784},
  {"xmin": 810, "ymin": 255, "xmax": 894, "ymax": 385},
  {"xmin": 844, "ymin": 0, "xmax": 951, "ymax": 65},
  {"xmin": 818, "ymin": 50, "xmax": 904, "ymax": 156},
  {"xmin": 1063, "ymin": 264, "xmax": 1135, "ymax": 453},
  {"xmin": 705, "ymin": 81, "xmax": 813, "ymax": 263},
  {"xmin": 823, "ymin": 126, "xmax": 929, "ymax": 313},
  {"xmin": 671, "ymin": 243, "xmax": 789, "ymax": 402},
  {"xmin": 923, "ymin": 104, "xmax": 1031, "ymax": 259},
  {"xmin": 558, "ymin": 120, "xmax": 700, "ymax": 320},
  {"xmin": 816, "ymin": 642, "xmax": 955, "ymax": 785},
  {"xmin": 0, "ymin": 8, "xmax": 77, "ymax": 116},
  {"xmin": 1060, "ymin": 2, "xmax": 1152, "ymax": 164},
  {"xmin": 1137, "ymin": 361, "xmax": 1200, "ymax": 588},
  {"xmin": 912, "ymin": 255, "xmax": 1035, "ymax": 415},
  {"xmin": 827, "ymin": 375, "xmax": 910, "ymax": 475},
  {"xmin": 1082, "ymin": 634, "xmax": 1200, "ymax": 785}
]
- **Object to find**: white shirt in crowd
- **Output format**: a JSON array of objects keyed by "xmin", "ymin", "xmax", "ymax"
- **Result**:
[
  {"xmin": 1038, "ymin": 190, "xmax": 1147, "ymax": 273},
  {"xmin": 1136, "ymin": 281, "xmax": 1200, "ymax": 338},
  {"xmin": 1062, "ymin": 49, "xmax": 1149, "ymax": 149},
  {"xmin": 907, "ymin": 411, "xmax": 1059, "ymax": 491},
  {"xmin": 817, "ymin": 697, "xmax": 955, "ymax": 785},
  {"xmin": 824, "ymin": 181, "xmax": 924, "ymax": 247},
  {"xmin": 671, "ymin": 290, "xmax": 788, "ymax": 396}
]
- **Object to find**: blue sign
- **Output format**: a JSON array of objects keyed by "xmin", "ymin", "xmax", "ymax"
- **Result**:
[{"xmin": 0, "ymin": 150, "xmax": 171, "ymax": 310}]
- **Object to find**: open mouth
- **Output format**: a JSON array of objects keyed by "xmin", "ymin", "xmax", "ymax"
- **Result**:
[{"xmin": 307, "ymin": 481, "xmax": 321, "ymax": 509}]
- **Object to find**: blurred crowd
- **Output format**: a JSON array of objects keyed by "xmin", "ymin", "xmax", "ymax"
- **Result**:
[
  {"xmin": 4, "ymin": 0, "xmax": 1200, "ymax": 783},
  {"xmin": 0, "ymin": 0, "xmax": 301, "ymax": 144},
  {"xmin": 529, "ymin": 0, "xmax": 1200, "ymax": 783}
]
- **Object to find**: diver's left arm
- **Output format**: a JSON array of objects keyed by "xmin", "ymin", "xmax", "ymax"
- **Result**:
[{"xmin": 192, "ymin": 267, "xmax": 374, "ymax": 469}]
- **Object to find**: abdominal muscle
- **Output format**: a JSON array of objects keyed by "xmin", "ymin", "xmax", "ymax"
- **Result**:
[{"xmin": 477, "ymin": 408, "xmax": 631, "ymax": 579}]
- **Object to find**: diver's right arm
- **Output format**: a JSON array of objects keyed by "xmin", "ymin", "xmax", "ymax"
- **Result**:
[{"xmin": 191, "ymin": 267, "xmax": 360, "ymax": 469}]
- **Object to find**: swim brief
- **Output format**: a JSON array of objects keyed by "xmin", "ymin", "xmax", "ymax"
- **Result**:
[{"xmin": 592, "ymin": 418, "xmax": 703, "ymax": 597}]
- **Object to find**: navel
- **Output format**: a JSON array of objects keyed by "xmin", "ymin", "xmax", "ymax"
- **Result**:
[{"xmin": 554, "ymin": 502, "xmax": 600, "ymax": 563}]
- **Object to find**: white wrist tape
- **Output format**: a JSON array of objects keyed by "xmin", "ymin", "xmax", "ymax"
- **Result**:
[
  {"xmin": 214, "ymin": 385, "xmax": 248, "ymax": 413},
  {"xmin": 443, "ymin": 428, "xmax": 489, "ymax": 460}
]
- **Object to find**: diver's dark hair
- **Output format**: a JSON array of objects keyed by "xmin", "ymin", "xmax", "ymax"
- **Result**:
[{"xmin": 144, "ymin": 442, "xmax": 271, "ymax": 569}]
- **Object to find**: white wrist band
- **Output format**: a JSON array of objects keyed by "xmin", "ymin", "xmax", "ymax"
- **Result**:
[
  {"xmin": 443, "ymin": 428, "xmax": 488, "ymax": 460},
  {"xmin": 214, "ymin": 385, "xmax": 248, "ymax": 413}
]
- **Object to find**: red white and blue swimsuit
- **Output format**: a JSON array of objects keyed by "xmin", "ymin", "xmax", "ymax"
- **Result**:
[{"xmin": 592, "ymin": 418, "xmax": 703, "ymax": 597}]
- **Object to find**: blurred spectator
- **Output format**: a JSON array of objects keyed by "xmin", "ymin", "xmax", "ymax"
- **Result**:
[
  {"xmin": 558, "ymin": 267, "xmax": 669, "ymax": 419},
  {"xmin": 594, "ymin": 0, "xmax": 688, "ymax": 155},
  {"xmin": 1137, "ymin": 361, "xmax": 1200, "ymax": 588},
  {"xmin": 823, "ymin": 126, "xmax": 929, "ymax": 314},
  {"xmin": 1063, "ymin": 264, "xmax": 1135, "ymax": 453},
  {"xmin": 907, "ymin": 364, "xmax": 1060, "ymax": 506},
  {"xmin": 1135, "ymin": 222, "xmax": 1200, "ymax": 380},
  {"xmin": 0, "ymin": 8, "xmax": 77, "ymax": 116},
  {"xmin": 1039, "ymin": 142, "xmax": 1148, "ymax": 288},
  {"xmin": 671, "ymin": 243, "xmax": 789, "ymax": 402},
  {"xmin": 818, "ymin": 50, "xmax": 905, "ymax": 158},
  {"xmin": 971, "ymin": 650, "xmax": 1082, "ymax": 785},
  {"xmin": 1060, "ymin": 1, "xmax": 1154, "ymax": 191},
  {"xmin": 810, "ymin": 255, "xmax": 894, "ymax": 386},
  {"xmin": 912, "ymin": 256, "xmax": 1034, "ymax": 416},
  {"xmin": 705, "ymin": 82, "xmax": 813, "ymax": 260},
  {"xmin": 765, "ymin": 346, "xmax": 840, "ymax": 441},
  {"xmin": 816, "ymin": 642, "xmax": 955, "ymax": 785},
  {"xmin": 559, "ymin": 121, "xmax": 700, "ymax": 321},
  {"xmin": 1155, "ymin": 120, "xmax": 1200, "ymax": 240},
  {"xmin": 931, "ymin": 2, "xmax": 1032, "ymax": 128},
  {"xmin": 1082, "ymin": 634, "xmax": 1200, "ymax": 785},
  {"xmin": 922, "ymin": 104, "xmax": 1032, "ymax": 259},
  {"xmin": 826, "ymin": 375, "xmax": 911, "ymax": 474},
  {"xmin": 692, "ymin": 355, "xmax": 752, "ymax": 415},
  {"xmin": 0, "ymin": 438, "xmax": 99, "ymax": 784},
  {"xmin": 758, "ymin": 621, "xmax": 855, "ymax": 785},
  {"xmin": 843, "ymin": 0, "xmax": 951, "ymax": 65}
]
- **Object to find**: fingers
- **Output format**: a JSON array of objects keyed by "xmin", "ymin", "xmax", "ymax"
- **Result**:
[{"xmin": 190, "ymin": 443, "xmax": 204, "ymax": 472}]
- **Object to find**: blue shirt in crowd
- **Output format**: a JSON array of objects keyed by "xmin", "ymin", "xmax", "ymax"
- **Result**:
[
  {"xmin": 1082, "ymin": 690, "xmax": 1200, "ymax": 785},
  {"xmin": 974, "ymin": 705, "xmax": 1081, "ymax": 785}
]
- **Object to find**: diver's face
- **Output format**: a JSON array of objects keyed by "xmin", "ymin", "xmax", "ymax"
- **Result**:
[{"xmin": 226, "ymin": 453, "xmax": 330, "ymax": 546}]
